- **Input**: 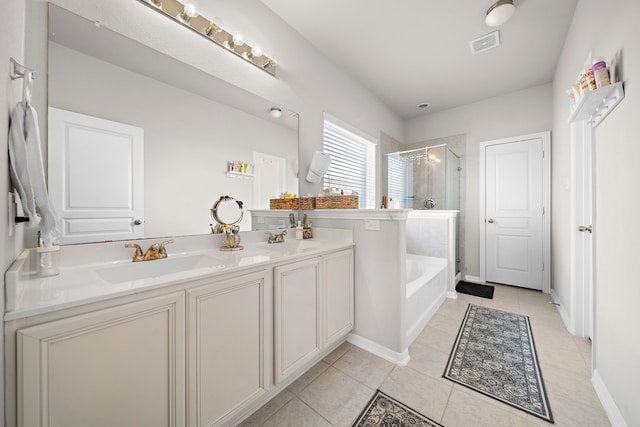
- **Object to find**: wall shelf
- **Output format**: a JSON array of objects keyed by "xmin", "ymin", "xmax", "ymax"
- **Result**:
[
  {"xmin": 226, "ymin": 171, "xmax": 254, "ymax": 180},
  {"xmin": 568, "ymin": 82, "xmax": 624, "ymax": 127}
]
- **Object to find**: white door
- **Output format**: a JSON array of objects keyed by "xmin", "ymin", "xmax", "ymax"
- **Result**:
[
  {"xmin": 253, "ymin": 152, "xmax": 286, "ymax": 209},
  {"xmin": 482, "ymin": 134, "xmax": 547, "ymax": 290},
  {"xmin": 48, "ymin": 108, "xmax": 144, "ymax": 244}
]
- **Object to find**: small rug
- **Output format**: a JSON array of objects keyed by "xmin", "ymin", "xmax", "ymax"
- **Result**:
[
  {"xmin": 443, "ymin": 304, "xmax": 553, "ymax": 423},
  {"xmin": 455, "ymin": 281, "xmax": 494, "ymax": 299},
  {"xmin": 353, "ymin": 389, "xmax": 443, "ymax": 427}
]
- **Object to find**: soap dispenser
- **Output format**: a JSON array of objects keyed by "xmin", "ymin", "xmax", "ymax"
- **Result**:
[{"xmin": 295, "ymin": 221, "xmax": 304, "ymax": 240}]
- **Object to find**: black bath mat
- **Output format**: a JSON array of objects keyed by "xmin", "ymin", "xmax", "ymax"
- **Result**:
[{"xmin": 455, "ymin": 281, "xmax": 494, "ymax": 299}]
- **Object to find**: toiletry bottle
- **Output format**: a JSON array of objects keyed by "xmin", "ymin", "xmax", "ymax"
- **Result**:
[{"xmin": 295, "ymin": 221, "xmax": 304, "ymax": 240}]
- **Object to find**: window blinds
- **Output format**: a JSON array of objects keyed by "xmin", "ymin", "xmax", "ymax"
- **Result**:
[{"xmin": 323, "ymin": 118, "xmax": 376, "ymax": 209}]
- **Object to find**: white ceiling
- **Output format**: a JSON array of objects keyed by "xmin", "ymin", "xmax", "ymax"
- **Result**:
[{"xmin": 261, "ymin": 0, "xmax": 578, "ymax": 119}]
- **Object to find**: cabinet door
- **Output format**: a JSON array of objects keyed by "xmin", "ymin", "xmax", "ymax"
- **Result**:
[
  {"xmin": 323, "ymin": 249, "xmax": 354, "ymax": 346},
  {"xmin": 18, "ymin": 292, "xmax": 185, "ymax": 427},
  {"xmin": 187, "ymin": 271, "xmax": 268, "ymax": 427},
  {"xmin": 274, "ymin": 258, "xmax": 321, "ymax": 383}
]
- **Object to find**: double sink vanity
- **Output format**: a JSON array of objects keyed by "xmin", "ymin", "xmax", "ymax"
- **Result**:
[{"xmin": 4, "ymin": 228, "xmax": 354, "ymax": 427}]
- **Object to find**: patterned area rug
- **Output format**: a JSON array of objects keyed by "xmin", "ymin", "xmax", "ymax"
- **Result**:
[
  {"xmin": 443, "ymin": 304, "xmax": 554, "ymax": 423},
  {"xmin": 353, "ymin": 390, "xmax": 443, "ymax": 427}
]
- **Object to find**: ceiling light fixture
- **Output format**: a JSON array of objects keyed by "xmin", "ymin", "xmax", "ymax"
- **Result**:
[
  {"xmin": 270, "ymin": 107, "xmax": 282, "ymax": 118},
  {"xmin": 485, "ymin": 0, "xmax": 515, "ymax": 27},
  {"xmin": 138, "ymin": 0, "xmax": 277, "ymax": 76}
]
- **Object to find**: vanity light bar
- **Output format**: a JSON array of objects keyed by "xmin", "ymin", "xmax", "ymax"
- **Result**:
[{"xmin": 137, "ymin": 0, "xmax": 277, "ymax": 76}]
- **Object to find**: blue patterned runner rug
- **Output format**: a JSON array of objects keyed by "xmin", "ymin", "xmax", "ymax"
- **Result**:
[
  {"xmin": 353, "ymin": 389, "xmax": 443, "ymax": 427},
  {"xmin": 443, "ymin": 304, "xmax": 554, "ymax": 423}
]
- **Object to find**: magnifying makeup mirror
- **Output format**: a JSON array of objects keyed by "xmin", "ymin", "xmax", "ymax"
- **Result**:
[{"xmin": 210, "ymin": 195, "xmax": 244, "ymax": 250}]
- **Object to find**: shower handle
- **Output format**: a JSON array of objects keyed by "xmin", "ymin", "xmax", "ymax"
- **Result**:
[{"xmin": 424, "ymin": 198, "xmax": 436, "ymax": 209}]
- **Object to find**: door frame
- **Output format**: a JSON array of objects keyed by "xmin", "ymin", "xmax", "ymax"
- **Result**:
[
  {"xmin": 479, "ymin": 131, "xmax": 551, "ymax": 293},
  {"xmin": 569, "ymin": 120, "xmax": 594, "ymax": 339}
]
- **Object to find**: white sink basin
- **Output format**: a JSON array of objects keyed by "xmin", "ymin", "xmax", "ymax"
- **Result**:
[{"xmin": 96, "ymin": 254, "xmax": 219, "ymax": 284}]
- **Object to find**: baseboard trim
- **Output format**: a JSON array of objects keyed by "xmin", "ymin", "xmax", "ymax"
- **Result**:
[
  {"xmin": 464, "ymin": 275, "xmax": 482, "ymax": 283},
  {"xmin": 347, "ymin": 333, "xmax": 410, "ymax": 366},
  {"xmin": 550, "ymin": 289, "xmax": 572, "ymax": 334},
  {"xmin": 592, "ymin": 369, "xmax": 628, "ymax": 427}
]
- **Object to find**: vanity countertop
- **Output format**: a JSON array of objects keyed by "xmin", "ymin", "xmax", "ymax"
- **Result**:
[{"xmin": 4, "ymin": 228, "xmax": 353, "ymax": 321}]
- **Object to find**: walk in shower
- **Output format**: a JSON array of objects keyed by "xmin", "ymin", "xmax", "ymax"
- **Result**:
[
  {"xmin": 386, "ymin": 144, "xmax": 461, "ymax": 210},
  {"xmin": 386, "ymin": 143, "xmax": 464, "ymax": 274}
]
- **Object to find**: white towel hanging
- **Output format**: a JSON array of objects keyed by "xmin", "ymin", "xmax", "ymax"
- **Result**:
[{"xmin": 8, "ymin": 102, "xmax": 61, "ymax": 244}]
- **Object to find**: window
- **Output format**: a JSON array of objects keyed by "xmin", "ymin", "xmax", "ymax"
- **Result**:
[
  {"xmin": 387, "ymin": 154, "xmax": 412, "ymax": 209},
  {"xmin": 323, "ymin": 115, "xmax": 377, "ymax": 209}
]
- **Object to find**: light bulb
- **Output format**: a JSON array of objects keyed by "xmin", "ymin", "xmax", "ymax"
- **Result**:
[
  {"xmin": 251, "ymin": 46, "xmax": 263, "ymax": 58},
  {"xmin": 183, "ymin": 3, "xmax": 198, "ymax": 17},
  {"xmin": 232, "ymin": 33, "xmax": 245, "ymax": 47},
  {"xmin": 179, "ymin": 2, "xmax": 198, "ymax": 23}
]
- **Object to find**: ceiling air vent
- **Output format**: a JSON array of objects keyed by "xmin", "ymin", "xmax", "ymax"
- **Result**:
[{"xmin": 469, "ymin": 31, "xmax": 500, "ymax": 55}]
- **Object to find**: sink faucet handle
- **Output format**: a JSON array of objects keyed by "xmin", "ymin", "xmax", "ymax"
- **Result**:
[
  {"xmin": 159, "ymin": 239, "xmax": 174, "ymax": 255},
  {"xmin": 124, "ymin": 243, "xmax": 143, "ymax": 261}
]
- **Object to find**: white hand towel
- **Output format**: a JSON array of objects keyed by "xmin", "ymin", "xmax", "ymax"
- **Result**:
[{"xmin": 8, "ymin": 102, "xmax": 61, "ymax": 244}]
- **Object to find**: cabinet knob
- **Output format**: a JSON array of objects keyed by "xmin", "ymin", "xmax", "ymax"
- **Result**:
[
  {"xmin": 487, "ymin": 218, "xmax": 494, "ymax": 223},
  {"xmin": 134, "ymin": 219, "xmax": 142, "ymax": 226}
]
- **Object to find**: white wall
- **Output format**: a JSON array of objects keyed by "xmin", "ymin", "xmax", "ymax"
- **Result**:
[
  {"xmin": 1, "ymin": 2, "xmax": 27, "ymax": 423},
  {"xmin": 404, "ymin": 84, "xmax": 552, "ymax": 278},
  {"xmin": 551, "ymin": 0, "xmax": 640, "ymax": 425},
  {"xmin": 49, "ymin": 42, "xmax": 298, "ymax": 236}
]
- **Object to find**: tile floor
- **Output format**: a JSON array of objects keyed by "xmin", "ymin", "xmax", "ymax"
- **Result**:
[{"xmin": 240, "ymin": 284, "xmax": 610, "ymax": 427}]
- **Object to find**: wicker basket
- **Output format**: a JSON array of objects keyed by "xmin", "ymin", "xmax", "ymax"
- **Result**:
[
  {"xmin": 269, "ymin": 197, "xmax": 316, "ymax": 210},
  {"xmin": 299, "ymin": 197, "xmax": 316, "ymax": 210},
  {"xmin": 315, "ymin": 195, "xmax": 359, "ymax": 209},
  {"xmin": 269, "ymin": 198, "xmax": 298, "ymax": 210}
]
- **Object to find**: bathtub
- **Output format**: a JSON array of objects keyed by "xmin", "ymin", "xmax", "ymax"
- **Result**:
[{"xmin": 406, "ymin": 254, "xmax": 448, "ymax": 346}]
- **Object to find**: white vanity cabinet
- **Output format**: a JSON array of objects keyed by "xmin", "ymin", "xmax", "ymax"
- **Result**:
[
  {"xmin": 6, "ymin": 232, "xmax": 354, "ymax": 427},
  {"xmin": 17, "ymin": 292, "xmax": 186, "ymax": 427},
  {"xmin": 186, "ymin": 270, "xmax": 270, "ymax": 427},
  {"xmin": 274, "ymin": 257, "xmax": 322, "ymax": 383},
  {"xmin": 274, "ymin": 248, "xmax": 354, "ymax": 383},
  {"xmin": 323, "ymin": 249, "xmax": 354, "ymax": 347}
]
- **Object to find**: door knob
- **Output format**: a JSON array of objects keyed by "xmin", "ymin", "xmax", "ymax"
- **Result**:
[
  {"xmin": 577, "ymin": 225, "xmax": 592, "ymax": 233},
  {"xmin": 487, "ymin": 218, "xmax": 494, "ymax": 223},
  {"xmin": 134, "ymin": 219, "xmax": 142, "ymax": 225}
]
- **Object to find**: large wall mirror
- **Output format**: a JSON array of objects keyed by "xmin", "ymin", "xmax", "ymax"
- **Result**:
[{"xmin": 46, "ymin": 5, "xmax": 299, "ymax": 244}]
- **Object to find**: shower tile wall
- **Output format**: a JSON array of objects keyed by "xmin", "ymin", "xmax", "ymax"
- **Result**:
[{"xmin": 406, "ymin": 217, "xmax": 448, "ymax": 258}]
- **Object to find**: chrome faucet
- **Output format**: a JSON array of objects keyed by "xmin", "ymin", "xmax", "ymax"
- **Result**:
[
  {"xmin": 265, "ymin": 230, "xmax": 287, "ymax": 244},
  {"xmin": 125, "ymin": 239, "xmax": 174, "ymax": 262}
]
